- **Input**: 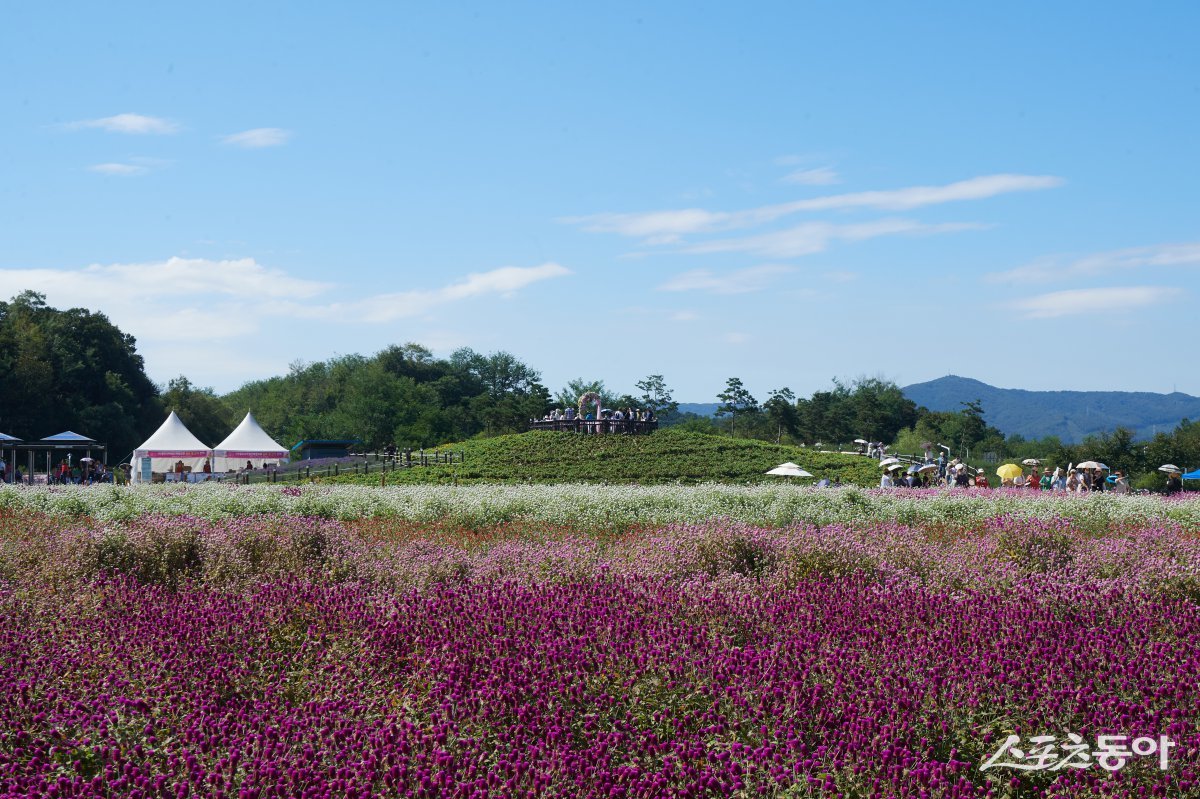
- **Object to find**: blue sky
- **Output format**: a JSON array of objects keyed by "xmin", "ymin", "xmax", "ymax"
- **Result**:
[{"xmin": 2, "ymin": 2, "xmax": 1198, "ymax": 402}]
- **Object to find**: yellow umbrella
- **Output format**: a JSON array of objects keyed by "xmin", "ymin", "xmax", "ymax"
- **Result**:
[{"xmin": 996, "ymin": 463, "xmax": 1023, "ymax": 480}]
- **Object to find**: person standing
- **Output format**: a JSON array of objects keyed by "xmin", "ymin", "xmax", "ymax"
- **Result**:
[
  {"xmin": 1165, "ymin": 471, "xmax": 1183, "ymax": 495},
  {"xmin": 1039, "ymin": 469, "xmax": 1052, "ymax": 491},
  {"xmin": 1112, "ymin": 471, "xmax": 1130, "ymax": 494}
]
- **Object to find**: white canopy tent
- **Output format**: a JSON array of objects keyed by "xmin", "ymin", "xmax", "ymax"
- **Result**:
[
  {"xmin": 213, "ymin": 412, "xmax": 289, "ymax": 472},
  {"xmin": 133, "ymin": 411, "xmax": 212, "ymax": 482}
]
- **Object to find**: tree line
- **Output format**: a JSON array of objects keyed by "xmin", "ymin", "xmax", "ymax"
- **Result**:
[
  {"xmin": 698, "ymin": 375, "xmax": 1200, "ymax": 490},
  {"xmin": 1, "ymin": 293, "xmax": 1196, "ymax": 485}
]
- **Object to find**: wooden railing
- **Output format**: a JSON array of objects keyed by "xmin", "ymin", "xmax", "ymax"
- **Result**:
[{"xmin": 218, "ymin": 449, "xmax": 465, "ymax": 484}]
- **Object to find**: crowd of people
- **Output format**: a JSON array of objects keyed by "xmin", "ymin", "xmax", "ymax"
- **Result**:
[
  {"xmin": 878, "ymin": 452, "xmax": 1184, "ymax": 494},
  {"xmin": 47, "ymin": 460, "xmax": 127, "ymax": 485},
  {"xmin": 539, "ymin": 407, "xmax": 657, "ymax": 423},
  {"xmin": 533, "ymin": 407, "xmax": 657, "ymax": 434}
]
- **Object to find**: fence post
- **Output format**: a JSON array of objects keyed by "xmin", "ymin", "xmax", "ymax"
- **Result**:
[{"xmin": 334, "ymin": 463, "xmax": 339, "ymax": 477}]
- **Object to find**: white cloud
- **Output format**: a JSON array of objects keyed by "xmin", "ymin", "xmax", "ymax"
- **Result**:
[
  {"xmin": 0, "ymin": 257, "xmax": 331, "ymax": 304},
  {"xmin": 782, "ymin": 166, "xmax": 840, "ymax": 186},
  {"xmin": 789, "ymin": 174, "xmax": 1063, "ymax": 213},
  {"xmin": 221, "ymin": 128, "xmax": 292, "ymax": 148},
  {"xmin": 988, "ymin": 242, "xmax": 1200, "ymax": 284},
  {"xmin": 0, "ymin": 257, "xmax": 568, "ymax": 388},
  {"xmin": 66, "ymin": 113, "xmax": 180, "ymax": 134},
  {"xmin": 1012, "ymin": 286, "xmax": 1181, "ymax": 318},
  {"xmin": 724, "ymin": 332, "xmax": 752, "ymax": 345},
  {"xmin": 564, "ymin": 208, "xmax": 731, "ymax": 241},
  {"xmin": 562, "ymin": 174, "xmax": 1063, "ymax": 242},
  {"xmin": 333, "ymin": 263, "xmax": 571, "ymax": 322},
  {"xmin": 88, "ymin": 163, "xmax": 148, "ymax": 176},
  {"xmin": 669, "ymin": 310, "xmax": 699, "ymax": 322},
  {"xmin": 683, "ymin": 219, "xmax": 982, "ymax": 259},
  {"xmin": 0, "ymin": 256, "xmax": 570, "ymax": 360},
  {"xmin": 658, "ymin": 265, "xmax": 795, "ymax": 294},
  {"xmin": 823, "ymin": 270, "xmax": 859, "ymax": 283}
]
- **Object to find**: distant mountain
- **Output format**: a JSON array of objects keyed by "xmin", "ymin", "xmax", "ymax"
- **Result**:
[
  {"xmin": 676, "ymin": 402, "xmax": 721, "ymax": 417},
  {"xmin": 903, "ymin": 375, "xmax": 1200, "ymax": 443}
]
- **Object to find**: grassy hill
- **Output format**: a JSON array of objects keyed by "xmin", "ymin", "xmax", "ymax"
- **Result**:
[{"xmin": 326, "ymin": 429, "xmax": 880, "ymax": 486}]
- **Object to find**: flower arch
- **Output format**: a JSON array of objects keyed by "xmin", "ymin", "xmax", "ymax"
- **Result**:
[{"xmin": 578, "ymin": 392, "xmax": 603, "ymax": 419}]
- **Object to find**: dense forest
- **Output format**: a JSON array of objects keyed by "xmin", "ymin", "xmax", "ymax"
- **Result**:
[{"xmin": 1, "ymin": 293, "xmax": 1197, "ymax": 486}]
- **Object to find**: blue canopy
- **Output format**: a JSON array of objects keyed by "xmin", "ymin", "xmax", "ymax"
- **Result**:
[
  {"xmin": 40, "ymin": 431, "xmax": 97, "ymax": 443},
  {"xmin": 0, "ymin": 433, "xmax": 21, "ymax": 442},
  {"xmin": 1183, "ymin": 469, "xmax": 1200, "ymax": 480}
]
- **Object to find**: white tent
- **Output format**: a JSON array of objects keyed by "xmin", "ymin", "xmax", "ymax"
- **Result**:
[
  {"xmin": 765, "ymin": 462, "xmax": 814, "ymax": 477},
  {"xmin": 213, "ymin": 412, "xmax": 289, "ymax": 472},
  {"xmin": 133, "ymin": 411, "xmax": 212, "ymax": 482}
]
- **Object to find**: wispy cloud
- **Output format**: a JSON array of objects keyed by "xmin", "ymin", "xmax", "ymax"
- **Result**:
[
  {"xmin": 221, "ymin": 128, "xmax": 292, "ymax": 148},
  {"xmin": 1012, "ymin": 286, "xmax": 1182, "ymax": 318},
  {"xmin": 683, "ymin": 219, "xmax": 982, "ymax": 259},
  {"xmin": 988, "ymin": 242, "xmax": 1200, "ymax": 284},
  {"xmin": 782, "ymin": 166, "xmax": 840, "ymax": 186},
  {"xmin": 0, "ymin": 257, "xmax": 329, "ymax": 342},
  {"xmin": 0, "ymin": 257, "xmax": 326, "ymax": 302},
  {"xmin": 0, "ymin": 258, "xmax": 569, "ymax": 342},
  {"xmin": 86, "ymin": 157, "xmax": 171, "ymax": 177},
  {"xmin": 562, "ymin": 174, "xmax": 1063, "ymax": 242},
  {"xmin": 88, "ymin": 163, "xmax": 148, "ymax": 176},
  {"xmin": 669, "ymin": 310, "xmax": 699, "ymax": 322},
  {"xmin": 335, "ymin": 263, "xmax": 570, "ymax": 322},
  {"xmin": 66, "ymin": 113, "xmax": 180, "ymax": 134},
  {"xmin": 823, "ymin": 270, "xmax": 859, "ymax": 283},
  {"xmin": 658, "ymin": 265, "xmax": 795, "ymax": 294}
]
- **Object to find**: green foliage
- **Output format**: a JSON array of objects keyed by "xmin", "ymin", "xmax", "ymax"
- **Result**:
[
  {"xmin": 636, "ymin": 374, "xmax": 679, "ymax": 419},
  {"xmin": 0, "ymin": 292, "xmax": 162, "ymax": 457},
  {"xmin": 161, "ymin": 376, "xmax": 236, "ymax": 446},
  {"xmin": 715, "ymin": 377, "xmax": 760, "ymax": 438},
  {"xmin": 327, "ymin": 428, "xmax": 881, "ymax": 486},
  {"xmin": 794, "ymin": 376, "xmax": 918, "ymax": 447},
  {"xmin": 905, "ymin": 374, "xmax": 1200, "ymax": 444},
  {"xmin": 763, "ymin": 387, "xmax": 799, "ymax": 443},
  {"xmin": 554, "ymin": 378, "xmax": 618, "ymax": 410},
  {"xmin": 223, "ymin": 344, "xmax": 551, "ymax": 450}
]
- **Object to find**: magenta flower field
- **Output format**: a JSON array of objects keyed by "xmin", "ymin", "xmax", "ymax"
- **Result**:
[{"xmin": 1, "ymin": 489, "xmax": 1198, "ymax": 798}]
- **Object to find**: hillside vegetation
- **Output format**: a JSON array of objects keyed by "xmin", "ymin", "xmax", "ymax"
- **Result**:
[
  {"xmin": 904, "ymin": 374, "xmax": 1200, "ymax": 443},
  {"xmin": 326, "ymin": 429, "xmax": 880, "ymax": 486}
]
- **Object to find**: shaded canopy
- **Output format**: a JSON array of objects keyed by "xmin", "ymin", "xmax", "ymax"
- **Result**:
[
  {"xmin": 213, "ymin": 412, "xmax": 288, "ymax": 470},
  {"xmin": 132, "ymin": 412, "xmax": 211, "ymax": 480}
]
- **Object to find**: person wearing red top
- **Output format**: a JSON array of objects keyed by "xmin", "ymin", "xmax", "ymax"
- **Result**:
[{"xmin": 974, "ymin": 470, "xmax": 990, "ymax": 488}]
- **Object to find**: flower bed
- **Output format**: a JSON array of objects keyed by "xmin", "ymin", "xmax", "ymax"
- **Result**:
[{"xmin": 1, "ymin": 493, "xmax": 1198, "ymax": 797}]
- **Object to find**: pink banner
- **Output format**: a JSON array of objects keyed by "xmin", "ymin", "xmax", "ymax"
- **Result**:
[
  {"xmin": 218, "ymin": 450, "xmax": 288, "ymax": 459},
  {"xmin": 144, "ymin": 450, "xmax": 210, "ymax": 458}
]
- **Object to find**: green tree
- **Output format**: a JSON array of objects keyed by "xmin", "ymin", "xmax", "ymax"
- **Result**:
[
  {"xmin": 451, "ymin": 348, "xmax": 550, "ymax": 435},
  {"xmin": 763, "ymin": 387, "xmax": 799, "ymax": 443},
  {"xmin": 0, "ymin": 292, "xmax": 161, "ymax": 460},
  {"xmin": 716, "ymin": 377, "xmax": 759, "ymax": 438},
  {"xmin": 635, "ymin": 374, "xmax": 679, "ymax": 419},
  {"xmin": 160, "ymin": 376, "xmax": 235, "ymax": 447},
  {"xmin": 554, "ymin": 378, "xmax": 619, "ymax": 411}
]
